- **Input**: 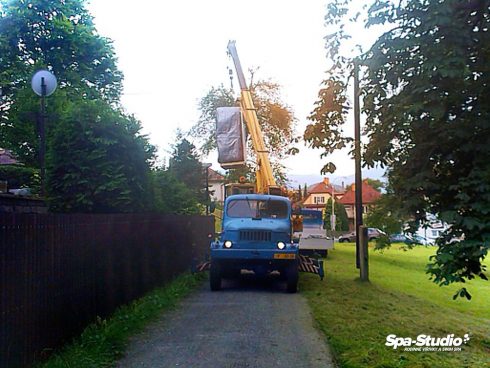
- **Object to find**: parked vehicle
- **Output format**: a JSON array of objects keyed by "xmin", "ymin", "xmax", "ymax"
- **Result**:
[
  {"xmin": 412, "ymin": 234, "xmax": 431, "ymax": 245},
  {"xmin": 390, "ymin": 233, "xmax": 431, "ymax": 245},
  {"xmin": 338, "ymin": 228, "xmax": 386, "ymax": 242},
  {"xmin": 389, "ymin": 233, "xmax": 413, "ymax": 244},
  {"xmin": 211, "ymin": 194, "xmax": 299, "ymax": 292},
  {"xmin": 338, "ymin": 231, "xmax": 356, "ymax": 242},
  {"xmin": 209, "ymin": 42, "xmax": 301, "ymax": 293}
]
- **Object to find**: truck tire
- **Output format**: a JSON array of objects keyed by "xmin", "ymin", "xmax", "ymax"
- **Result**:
[
  {"xmin": 210, "ymin": 261, "xmax": 222, "ymax": 291},
  {"xmin": 286, "ymin": 261, "xmax": 299, "ymax": 293}
]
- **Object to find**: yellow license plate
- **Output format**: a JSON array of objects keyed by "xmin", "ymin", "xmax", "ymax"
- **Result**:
[{"xmin": 274, "ymin": 253, "xmax": 296, "ymax": 259}]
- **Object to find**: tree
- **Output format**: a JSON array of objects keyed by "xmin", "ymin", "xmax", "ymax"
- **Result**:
[
  {"xmin": 365, "ymin": 193, "xmax": 409, "ymax": 236},
  {"xmin": 168, "ymin": 136, "xmax": 206, "ymax": 204},
  {"xmin": 189, "ymin": 80, "xmax": 299, "ymax": 185},
  {"xmin": 364, "ymin": 178, "xmax": 384, "ymax": 192},
  {"xmin": 151, "ymin": 169, "xmax": 200, "ymax": 215},
  {"xmin": 306, "ymin": 0, "xmax": 490, "ymax": 298},
  {"xmin": 323, "ymin": 198, "xmax": 349, "ymax": 232},
  {"xmin": 189, "ymin": 85, "xmax": 235, "ymax": 155},
  {"xmin": 47, "ymin": 100, "xmax": 154, "ymax": 213},
  {"xmin": 0, "ymin": 0, "xmax": 123, "ymax": 165}
]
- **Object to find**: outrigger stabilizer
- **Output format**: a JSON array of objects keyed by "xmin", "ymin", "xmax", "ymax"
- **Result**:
[{"xmin": 193, "ymin": 254, "xmax": 324, "ymax": 280}]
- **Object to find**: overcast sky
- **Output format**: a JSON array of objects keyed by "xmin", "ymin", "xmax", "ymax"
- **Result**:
[{"xmin": 86, "ymin": 0, "xmax": 380, "ymax": 178}]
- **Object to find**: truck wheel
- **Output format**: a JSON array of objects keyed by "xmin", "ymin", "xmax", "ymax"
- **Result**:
[
  {"xmin": 286, "ymin": 262, "xmax": 299, "ymax": 293},
  {"xmin": 210, "ymin": 261, "xmax": 222, "ymax": 291}
]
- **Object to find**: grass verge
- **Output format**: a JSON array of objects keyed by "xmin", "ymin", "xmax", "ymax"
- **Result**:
[
  {"xmin": 38, "ymin": 273, "xmax": 205, "ymax": 368},
  {"xmin": 300, "ymin": 243, "xmax": 490, "ymax": 368}
]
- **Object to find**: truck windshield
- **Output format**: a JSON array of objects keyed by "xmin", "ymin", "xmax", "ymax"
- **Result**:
[{"xmin": 227, "ymin": 199, "xmax": 288, "ymax": 219}]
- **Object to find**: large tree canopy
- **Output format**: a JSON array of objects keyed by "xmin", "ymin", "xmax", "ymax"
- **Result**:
[
  {"xmin": 0, "ymin": 0, "xmax": 123, "ymax": 164},
  {"xmin": 189, "ymin": 80, "xmax": 298, "ymax": 185},
  {"xmin": 47, "ymin": 100, "xmax": 154, "ymax": 213},
  {"xmin": 0, "ymin": 0, "xmax": 122, "ymax": 102},
  {"xmin": 306, "ymin": 0, "xmax": 490, "ymax": 298}
]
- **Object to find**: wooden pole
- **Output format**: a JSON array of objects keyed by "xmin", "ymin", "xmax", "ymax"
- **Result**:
[
  {"xmin": 359, "ymin": 225, "xmax": 369, "ymax": 281},
  {"xmin": 354, "ymin": 61, "xmax": 363, "ymax": 269}
]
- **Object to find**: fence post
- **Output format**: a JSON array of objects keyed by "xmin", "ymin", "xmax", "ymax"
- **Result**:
[{"xmin": 359, "ymin": 225, "xmax": 369, "ymax": 281}]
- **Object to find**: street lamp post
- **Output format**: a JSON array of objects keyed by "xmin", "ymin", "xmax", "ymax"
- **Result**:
[{"xmin": 31, "ymin": 70, "xmax": 57, "ymax": 197}]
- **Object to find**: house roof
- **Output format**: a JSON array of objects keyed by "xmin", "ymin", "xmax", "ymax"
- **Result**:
[
  {"xmin": 208, "ymin": 168, "xmax": 225, "ymax": 182},
  {"xmin": 307, "ymin": 178, "xmax": 345, "ymax": 195},
  {"xmin": 339, "ymin": 180, "xmax": 381, "ymax": 205},
  {"xmin": 0, "ymin": 149, "xmax": 19, "ymax": 165}
]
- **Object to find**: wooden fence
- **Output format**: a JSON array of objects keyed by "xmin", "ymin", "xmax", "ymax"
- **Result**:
[{"xmin": 0, "ymin": 213, "xmax": 213, "ymax": 367}]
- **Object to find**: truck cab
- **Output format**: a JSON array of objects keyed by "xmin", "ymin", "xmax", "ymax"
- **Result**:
[{"xmin": 210, "ymin": 194, "xmax": 299, "ymax": 292}]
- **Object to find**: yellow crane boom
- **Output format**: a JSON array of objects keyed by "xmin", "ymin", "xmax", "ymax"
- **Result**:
[{"xmin": 227, "ymin": 40, "xmax": 280, "ymax": 195}]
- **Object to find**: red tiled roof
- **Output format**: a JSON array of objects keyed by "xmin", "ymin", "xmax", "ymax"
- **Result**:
[
  {"xmin": 208, "ymin": 168, "xmax": 225, "ymax": 182},
  {"xmin": 308, "ymin": 182, "xmax": 345, "ymax": 195},
  {"xmin": 308, "ymin": 182, "xmax": 333, "ymax": 194},
  {"xmin": 339, "ymin": 181, "xmax": 381, "ymax": 205}
]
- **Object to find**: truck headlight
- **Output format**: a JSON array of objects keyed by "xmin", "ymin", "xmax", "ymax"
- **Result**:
[
  {"xmin": 277, "ymin": 241, "xmax": 286, "ymax": 250},
  {"xmin": 224, "ymin": 240, "xmax": 233, "ymax": 248}
]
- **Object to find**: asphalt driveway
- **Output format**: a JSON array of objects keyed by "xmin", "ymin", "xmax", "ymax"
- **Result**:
[{"xmin": 117, "ymin": 275, "xmax": 336, "ymax": 368}]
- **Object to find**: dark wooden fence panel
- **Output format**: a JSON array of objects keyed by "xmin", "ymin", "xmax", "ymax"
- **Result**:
[{"xmin": 0, "ymin": 213, "xmax": 213, "ymax": 368}]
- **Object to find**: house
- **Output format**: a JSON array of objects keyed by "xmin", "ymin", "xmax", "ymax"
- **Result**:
[
  {"xmin": 0, "ymin": 148, "xmax": 19, "ymax": 165},
  {"xmin": 302, "ymin": 178, "xmax": 345, "ymax": 212},
  {"xmin": 0, "ymin": 148, "xmax": 20, "ymax": 193},
  {"xmin": 415, "ymin": 214, "xmax": 450, "ymax": 245},
  {"xmin": 339, "ymin": 180, "xmax": 381, "ymax": 231},
  {"xmin": 207, "ymin": 168, "xmax": 226, "ymax": 204}
]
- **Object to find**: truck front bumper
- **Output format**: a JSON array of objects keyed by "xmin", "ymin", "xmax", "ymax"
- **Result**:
[{"xmin": 210, "ymin": 248, "xmax": 297, "ymax": 261}]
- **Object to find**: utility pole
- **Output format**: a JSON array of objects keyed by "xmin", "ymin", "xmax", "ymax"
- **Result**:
[{"xmin": 354, "ymin": 60, "xmax": 363, "ymax": 270}]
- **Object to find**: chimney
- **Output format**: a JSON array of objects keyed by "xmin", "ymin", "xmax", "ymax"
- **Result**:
[
  {"xmin": 351, "ymin": 184, "xmax": 356, "ymax": 191},
  {"xmin": 323, "ymin": 177, "xmax": 330, "ymax": 185}
]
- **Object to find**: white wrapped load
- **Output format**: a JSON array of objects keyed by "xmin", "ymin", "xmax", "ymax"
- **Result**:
[{"xmin": 216, "ymin": 107, "xmax": 246, "ymax": 169}]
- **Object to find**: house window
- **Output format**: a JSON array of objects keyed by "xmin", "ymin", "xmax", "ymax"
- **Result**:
[
  {"xmin": 431, "ymin": 230, "xmax": 440, "ymax": 237},
  {"xmin": 314, "ymin": 196, "xmax": 325, "ymax": 204}
]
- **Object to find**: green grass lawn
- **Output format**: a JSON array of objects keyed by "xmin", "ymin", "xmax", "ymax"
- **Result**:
[
  {"xmin": 38, "ymin": 273, "xmax": 204, "ymax": 368},
  {"xmin": 300, "ymin": 243, "xmax": 490, "ymax": 368}
]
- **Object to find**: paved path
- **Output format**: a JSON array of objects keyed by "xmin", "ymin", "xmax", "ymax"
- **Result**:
[{"xmin": 117, "ymin": 275, "xmax": 336, "ymax": 368}]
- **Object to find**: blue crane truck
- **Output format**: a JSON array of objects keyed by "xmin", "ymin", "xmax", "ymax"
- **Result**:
[{"xmin": 210, "ymin": 194, "xmax": 299, "ymax": 293}]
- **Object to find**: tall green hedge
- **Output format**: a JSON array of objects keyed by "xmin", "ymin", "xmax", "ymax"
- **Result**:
[{"xmin": 0, "ymin": 165, "xmax": 40, "ymax": 192}]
